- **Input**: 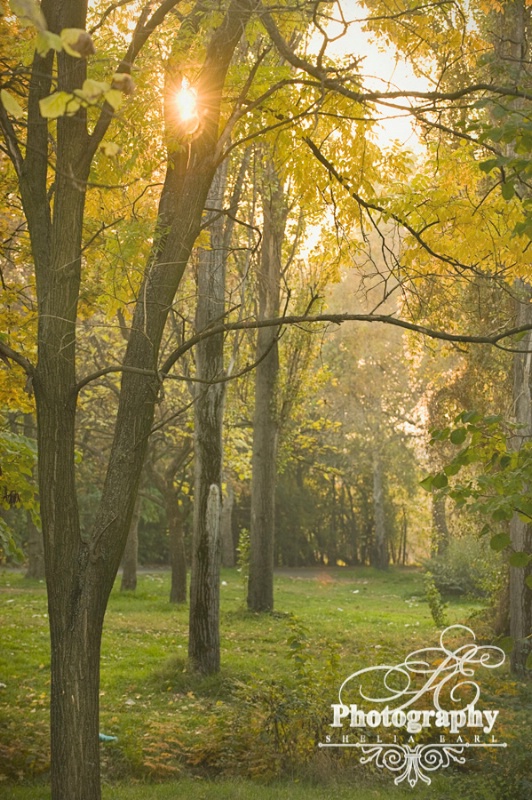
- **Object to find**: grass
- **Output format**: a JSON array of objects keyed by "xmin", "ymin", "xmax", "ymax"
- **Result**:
[{"xmin": 0, "ymin": 566, "xmax": 530, "ymax": 799}]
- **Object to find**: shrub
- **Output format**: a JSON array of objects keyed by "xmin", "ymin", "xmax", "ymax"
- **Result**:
[{"xmin": 424, "ymin": 535, "xmax": 503, "ymax": 598}]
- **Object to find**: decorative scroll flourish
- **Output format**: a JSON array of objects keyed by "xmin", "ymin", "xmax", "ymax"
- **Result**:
[
  {"xmin": 360, "ymin": 743, "xmax": 466, "ymax": 787},
  {"xmin": 320, "ymin": 625, "xmax": 508, "ymax": 785},
  {"xmin": 338, "ymin": 624, "xmax": 505, "ymax": 713}
]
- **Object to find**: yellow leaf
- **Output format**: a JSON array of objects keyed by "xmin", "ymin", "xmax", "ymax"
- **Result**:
[
  {"xmin": 35, "ymin": 30, "xmax": 63, "ymax": 56},
  {"xmin": 1, "ymin": 89, "xmax": 24, "ymax": 119},
  {"xmin": 77, "ymin": 78, "xmax": 109, "ymax": 104},
  {"xmin": 60, "ymin": 28, "xmax": 95, "ymax": 58},
  {"xmin": 104, "ymin": 89, "xmax": 123, "ymax": 111},
  {"xmin": 39, "ymin": 91, "xmax": 81, "ymax": 119},
  {"xmin": 100, "ymin": 141, "xmax": 121, "ymax": 157}
]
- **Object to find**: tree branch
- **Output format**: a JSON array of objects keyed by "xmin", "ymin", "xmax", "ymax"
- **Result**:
[
  {"xmin": 258, "ymin": 2, "xmax": 532, "ymax": 107},
  {"xmin": 303, "ymin": 135, "xmax": 480, "ymax": 275},
  {"xmin": 0, "ymin": 103, "xmax": 24, "ymax": 179},
  {"xmin": 73, "ymin": 308, "xmax": 532, "ymax": 396},
  {"xmin": 84, "ymin": 0, "xmax": 185, "ymax": 166},
  {"xmin": 0, "ymin": 340, "xmax": 35, "ymax": 376}
]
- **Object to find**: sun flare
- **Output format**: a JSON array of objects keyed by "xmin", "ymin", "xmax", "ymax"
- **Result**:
[{"xmin": 175, "ymin": 77, "xmax": 198, "ymax": 122}]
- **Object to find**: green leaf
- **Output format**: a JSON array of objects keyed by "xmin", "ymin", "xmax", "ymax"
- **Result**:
[
  {"xmin": 479, "ymin": 158, "xmax": 499, "ymax": 173},
  {"xmin": 0, "ymin": 89, "xmax": 24, "ymax": 119},
  {"xmin": 492, "ymin": 506, "xmax": 513, "ymax": 522},
  {"xmin": 501, "ymin": 181, "xmax": 515, "ymax": 200},
  {"xmin": 430, "ymin": 427, "xmax": 450, "ymax": 443},
  {"xmin": 460, "ymin": 410, "xmax": 482, "ymax": 424},
  {"xmin": 526, "ymin": 652, "xmax": 532, "ymax": 671},
  {"xmin": 497, "ymin": 636, "xmax": 514, "ymax": 654},
  {"xmin": 525, "ymin": 575, "xmax": 532, "ymax": 590},
  {"xmin": 432, "ymin": 473, "xmax": 449, "ymax": 490},
  {"xmin": 419, "ymin": 476, "xmax": 433, "ymax": 492},
  {"xmin": 444, "ymin": 462, "xmax": 462, "ymax": 476},
  {"xmin": 490, "ymin": 532, "xmax": 511, "ymax": 552},
  {"xmin": 450, "ymin": 427, "xmax": 467, "ymax": 445},
  {"xmin": 509, "ymin": 550, "xmax": 531, "ymax": 568}
]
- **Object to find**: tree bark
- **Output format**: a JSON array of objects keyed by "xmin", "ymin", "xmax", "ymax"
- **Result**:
[
  {"xmin": 168, "ymin": 494, "xmax": 187, "ymax": 604},
  {"xmin": 189, "ymin": 165, "xmax": 227, "ymax": 673},
  {"xmin": 509, "ymin": 280, "xmax": 532, "ymax": 674},
  {"xmin": 120, "ymin": 497, "xmax": 140, "ymax": 591},
  {"xmin": 247, "ymin": 160, "xmax": 288, "ymax": 612}
]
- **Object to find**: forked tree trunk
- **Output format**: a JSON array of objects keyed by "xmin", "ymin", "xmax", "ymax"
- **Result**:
[
  {"xmin": 8, "ymin": 2, "xmax": 256, "ymax": 796},
  {"xmin": 120, "ymin": 497, "xmax": 140, "ymax": 591},
  {"xmin": 247, "ymin": 160, "xmax": 288, "ymax": 612},
  {"xmin": 510, "ymin": 280, "xmax": 532, "ymax": 673}
]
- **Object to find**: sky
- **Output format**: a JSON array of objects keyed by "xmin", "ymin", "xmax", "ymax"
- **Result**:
[{"xmin": 310, "ymin": 2, "xmax": 431, "ymax": 150}]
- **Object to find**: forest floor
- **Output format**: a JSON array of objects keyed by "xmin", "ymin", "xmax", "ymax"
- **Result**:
[{"xmin": 0, "ymin": 566, "xmax": 530, "ymax": 799}]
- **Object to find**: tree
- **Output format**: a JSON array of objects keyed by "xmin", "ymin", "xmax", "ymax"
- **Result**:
[
  {"xmin": 4, "ymin": 2, "xmax": 532, "ymax": 796},
  {"xmin": 247, "ymin": 156, "xmax": 287, "ymax": 612},
  {"xmin": 1, "ymin": 1, "xmax": 257, "ymax": 795}
]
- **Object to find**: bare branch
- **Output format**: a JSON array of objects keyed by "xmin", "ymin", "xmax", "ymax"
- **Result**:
[
  {"xmin": 73, "ymin": 309, "xmax": 532, "ymax": 397},
  {"xmin": 0, "ymin": 340, "xmax": 35, "ymax": 376}
]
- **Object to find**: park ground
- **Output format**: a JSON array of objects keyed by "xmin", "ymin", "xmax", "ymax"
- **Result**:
[{"xmin": 0, "ymin": 566, "xmax": 530, "ymax": 799}]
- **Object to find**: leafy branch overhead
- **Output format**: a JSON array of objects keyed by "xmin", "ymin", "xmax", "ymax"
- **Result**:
[{"xmin": 422, "ymin": 410, "xmax": 532, "ymax": 575}]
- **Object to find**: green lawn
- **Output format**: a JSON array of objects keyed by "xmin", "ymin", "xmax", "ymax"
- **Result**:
[{"xmin": 1, "ymin": 566, "xmax": 530, "ymax": 799}]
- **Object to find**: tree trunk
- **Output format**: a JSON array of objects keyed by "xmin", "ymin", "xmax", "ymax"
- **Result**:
[
  {"xmin": 247, "ymin": 160, "xmax": 288, "ymax": 612},
  {"xmin": 509, "ymin": 280, "xmax": 532, "ymax": 674},
  {"xmin": 221, "ymin": 480, "xmax": 235, "ymax": 567},
  {"xmin": 168, "ymin": 497, "xmax": 187, "ymax": 603},
  {"xmin": 120, "ymin": 497, "xmax": 140, "ymax": 591},
  {"xmin": 48, "ymin": 604, "xmax": 104, "ymax": 800},
  {"xmin": 372, "ymin": 451, "xmax": 388, "ymax": 570},
  {"xmin": 189, "ymin": 165, "xmax": 227, "ymax": 673}
]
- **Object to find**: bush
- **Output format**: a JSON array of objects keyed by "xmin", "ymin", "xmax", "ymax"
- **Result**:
[{"xmin": 424, "ymin": 535, "xmax": 502, "ymax": 598}]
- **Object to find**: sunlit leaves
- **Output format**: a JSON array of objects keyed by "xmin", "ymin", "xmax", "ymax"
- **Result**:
[
  {"xmin": 39, "ymin": 91, "xmax": 81, "ymax": 118},
  {"xmin": 0, "ymin": 89, "xmax": 23, "ymax": 118},
  {"xmin": 9, "ymin": 0, "xmax": 46, "ymax": 31},
  {"xmin": 35, "ymin": 30, "xmax": 62, "ymax": 56},
  {"xmin": 60, "ymin": 27, "xmax": 95, "ymax": 58}
]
